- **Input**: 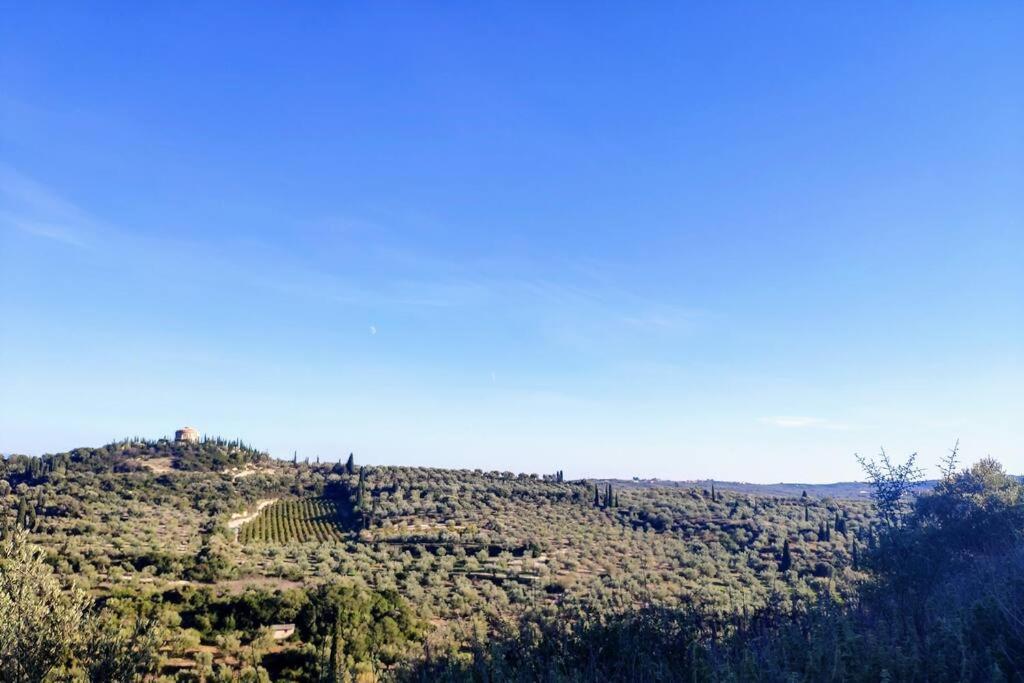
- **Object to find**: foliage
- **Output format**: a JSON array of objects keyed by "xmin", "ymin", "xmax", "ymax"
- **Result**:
[
  {"xmin": 0, "ymin": 532, "xmax": 163, "ymax": 682},
  {"xmin": 297, "ymin": 582, "xmax": 423, "ymax": 679},
  {"xmin": 83, "ymin": 611, "xmax": 165, "ymax": 683},
  {"xmin": 406, "ymin": 451, "xmax": 1024, "ymax": 681},
  {"xmin": 0, "ymin": 531, "xmax": 90, "ymax": 682},
  {"xmin": 855, "ymin": 448, "xmax": 924, "ymax": 529},
  {"xmin": 240, "ymin": 497, "xmax": 353, "ymax": 544}
]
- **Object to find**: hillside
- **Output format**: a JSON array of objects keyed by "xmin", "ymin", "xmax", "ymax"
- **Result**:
[
  {"xmin": 0, "ymin": 438, "xmax": 875, "ymax": 680},
  {"xmin": 2, "ymin": 440, "xmax": 1021, "ymax": 680}
]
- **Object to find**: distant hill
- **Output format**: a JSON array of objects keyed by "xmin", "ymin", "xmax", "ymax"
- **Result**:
[{"xmin": 601, "ymin": 477, "xmax": 939, "ymax": 500}]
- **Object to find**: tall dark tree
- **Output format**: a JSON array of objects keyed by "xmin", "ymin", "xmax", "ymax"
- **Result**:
[
  {"xmin": 15, "ymin": 497, "xmax": 28, "ymax": 529},
  {"xmin": 345, "ymin": 453, "xmax": 355, "ymax": 475},
  {"xmin": 327, "ymin": 619, "xmax": 344, "ymax": 683},
  {"xmin": 779, "ymin": 539, "xmax": 792, "ymax": 571}
]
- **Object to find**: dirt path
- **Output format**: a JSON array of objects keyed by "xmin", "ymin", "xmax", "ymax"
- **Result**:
[
  {"xmin": 227, "ymin": 498, "xmax": 278, "ymax": 536},
  {"xmin": 228, "ymin": 467, "xmax": 273, "ymax": 479}
]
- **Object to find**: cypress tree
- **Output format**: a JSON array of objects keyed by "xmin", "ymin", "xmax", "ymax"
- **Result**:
[
  {"xmin": 328, "ymin": 619, "xmax": 344, "ymax": 682},
  {"xmin": 345, "ymin": 453, "xmax": 355, "ymax": 474},
  {"xmin": 780, "ymin": 539, "xmax": 792, "ymax": 571},
  {"xmin": 594, "ymin": 486, "xmax": 600, "ymax": 507},
  {"xmin": 15, "ymin": 497, "xmax": 27, "ymax": 529},
  {"xmin": 368, "ymin": 499, "xmax": 378, "ymax": 530}
]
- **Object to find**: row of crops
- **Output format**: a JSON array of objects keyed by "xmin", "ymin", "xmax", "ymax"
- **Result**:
[{"xmin": 239, "ymin": 497, "xmax": 349, "ymax": 544}]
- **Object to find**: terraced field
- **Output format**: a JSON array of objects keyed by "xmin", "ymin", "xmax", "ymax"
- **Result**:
[{"xmin": 238, "ymin": 496, "xmax": 350, "ymax": 543}]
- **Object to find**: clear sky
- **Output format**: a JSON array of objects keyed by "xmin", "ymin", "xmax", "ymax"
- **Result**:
[{"xmin": 1, "ymin": 3, "xmax": 1021, "ymax": 482}]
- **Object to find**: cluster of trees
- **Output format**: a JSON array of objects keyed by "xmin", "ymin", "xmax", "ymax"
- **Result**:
[
  {"xmin": 1, "ymin": 531, "xmax": 422, "ymax": 682},
  {"xmin": 0, "ymin": 437, "xmax": 270, "ymax": 484},
  {"xmin": 0, "ymin": 531, "xmax": 164, "ymax": 682},
  {"xmin": 404, "ymin": 451, "xmax": 1024, "ymax": 681},
  {"xmin": 0, "ymin": 440, "xmax": 299, "ymax": 591},
  {"xmin": 593, "ymin": 483, "xmax": 618, "ymax": 508},
  {"xmin": 239, "ymin": 497, "xmax": 352, "ymax": 544}
]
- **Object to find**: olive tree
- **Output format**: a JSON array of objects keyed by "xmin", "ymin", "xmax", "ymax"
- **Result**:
[{"xmin": 0, "ymin": 531, "xmax": 89, "ymax": 682}]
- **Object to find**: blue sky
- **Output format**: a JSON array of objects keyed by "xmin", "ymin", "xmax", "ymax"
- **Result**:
[{"xmin": 1, "ymin": 3, "xmax": 1021, "ymax": 482}]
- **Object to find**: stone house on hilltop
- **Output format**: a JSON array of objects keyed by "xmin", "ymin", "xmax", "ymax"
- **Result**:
[{"xmin": 174, "ymin": 426, "xmax": 200, "ymax": 444}]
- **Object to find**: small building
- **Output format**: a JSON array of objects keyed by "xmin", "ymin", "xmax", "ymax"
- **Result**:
[
  {"xmin": 174, "ymin": 426, "xmax": 200, "ymax": 444},
  {"xmin": 269, "ymin": 623, "xmax": 296, "ymax": 640}
]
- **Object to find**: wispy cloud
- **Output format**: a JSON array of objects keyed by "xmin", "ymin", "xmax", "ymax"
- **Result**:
[
  {"xmin": 257, "ymin": 270, "xmax": 492, "ymax": 310},
  {"xmin": 759, "ymin": 416, "xmax": 850, "ymax": 430},
  {"xmin": 0, "ymin": 165, "xmax": 96, "ymax": 248},
  {"xmin": 0, "ymin": 214, "xmax": 86, "ymax": 247},
  {"xmin": 0, "ymin": 181, "xmax": 708, "ymax": 356},
  {"xmin": 621, "ymin": 306, "xmax": 704, "ymax": 333}
]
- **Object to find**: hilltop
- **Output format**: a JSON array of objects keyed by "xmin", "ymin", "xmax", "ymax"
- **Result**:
[{"xmin": 2, "ymin": 436, "xmax": 271, "ymax": 480}]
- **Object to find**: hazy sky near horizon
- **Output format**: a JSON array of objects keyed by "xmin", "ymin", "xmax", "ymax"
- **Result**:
[{"xmin": 1, "ymin": 3, "xmax": 1021, "ymax": 482}]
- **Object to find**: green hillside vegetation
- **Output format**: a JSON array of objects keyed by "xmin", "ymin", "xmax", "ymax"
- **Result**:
[
  {"xmin": 239, "ymin": 497, "xmax": 351, "ymax": 544},
  {"xmin": 409, "ymin": 454, "xmax": 1024, "ymax": 681},
  {"xmin": 1, "ymin": 440, "xmax": 1021, "ymax": 681}
]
